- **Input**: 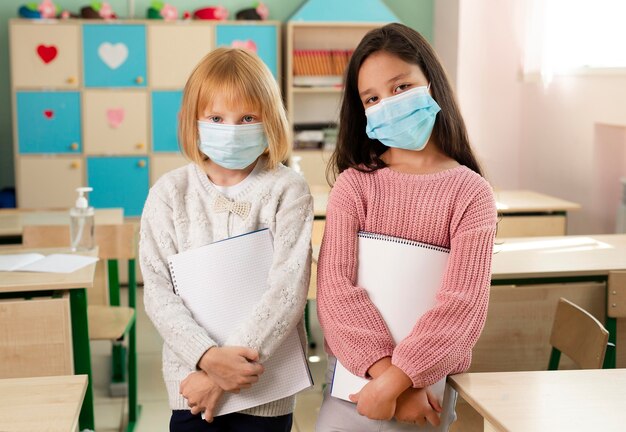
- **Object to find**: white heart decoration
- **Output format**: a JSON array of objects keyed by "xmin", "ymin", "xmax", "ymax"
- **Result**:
[{"xmin": 98, "ymin": 42, "xmax": 128, "ymax": 70}]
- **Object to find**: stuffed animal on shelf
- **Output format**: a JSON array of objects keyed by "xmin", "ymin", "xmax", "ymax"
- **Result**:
[
  {"xmin": 193, "ymin": 6, "xmax": 228, "ymax": 20},
  {"xmin": 80, "ymin": 1, "xmax": 117, "ymax": 19},
  {"xmin": 18, "ymin": 0, "xmax": 59, "ymax": 19},
  {"xmin": 235, "ymin": 2, "xmax": 269, "ymax": 20},
  {"xmin": 147, "ymin": 1, "xmax": 178, "ymax": 21}
]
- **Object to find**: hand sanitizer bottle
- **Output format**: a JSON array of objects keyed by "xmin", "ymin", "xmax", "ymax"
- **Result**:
[{"xmin": 70, "ymin": 187, "xmax": 95, "ymax": 252}]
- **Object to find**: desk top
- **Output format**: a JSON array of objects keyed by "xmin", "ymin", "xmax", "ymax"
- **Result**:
[
  {"xmin": 494, "ymin": 190, "xmax": 580, "ymax": 213},
  {"xmin": 0, "ymin": 208, "xmax": 124, "ymax": 237},
  {"xmin": 449, "ymin": 369, "xmax": 626, "ymax": 431},
  {"xmin": 492, "ymin": 234, "xmax": 626, "ymax": 280},
  {"xmin": 0, "ymin": 247, "xmax": 97, "ymax": 293},
  {"xmin": 0, "ymin": 374, "xmax": 87, "ymax": 432}
]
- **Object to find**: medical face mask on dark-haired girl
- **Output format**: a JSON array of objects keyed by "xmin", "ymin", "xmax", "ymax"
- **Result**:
[
  {"xmin": 197, "ymin": 121, "xmax": 268, "ymax": 170},
  {"xmin": 365, "ymin": 85, "xmax": 441, "ymax": 151}
]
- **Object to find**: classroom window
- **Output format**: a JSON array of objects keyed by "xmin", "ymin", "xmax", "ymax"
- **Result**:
[{"xmin": 524, "ymin": 0, "xmax": 626, "ymax": 83}]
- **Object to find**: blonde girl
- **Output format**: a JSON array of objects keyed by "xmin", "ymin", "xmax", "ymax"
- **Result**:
[{"xmin": 140, "ymin": 48, "xmax": 313, "ymax": 431}]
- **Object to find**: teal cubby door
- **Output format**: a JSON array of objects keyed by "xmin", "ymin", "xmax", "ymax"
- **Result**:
[
  {"xmin": 151, "ymin": 91, "xmax": 183, "ymax": 152},
  {"xmin": 83, "ymin": 24, "xmax": 147, "ymax": 88},
  {"xmin": 215, "ymin": 25, "xmax": 278, "ymax": 78},
  {"xmin": 87, "ymin": 156, "xmax": 149, "ymax": 217},
  {"xmin": 16, "ymin": 91, "xmax": 81, "ymax": 154}
]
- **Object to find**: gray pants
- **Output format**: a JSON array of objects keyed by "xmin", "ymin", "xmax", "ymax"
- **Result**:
[{"xmin": 315, "ymin": 357, "xmax": 457, "ymax": 432}]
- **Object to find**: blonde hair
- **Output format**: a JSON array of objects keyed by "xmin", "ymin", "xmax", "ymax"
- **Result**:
[{"xmin": 179, "ymin": 47, "xmax": 290, "ymax": 170}]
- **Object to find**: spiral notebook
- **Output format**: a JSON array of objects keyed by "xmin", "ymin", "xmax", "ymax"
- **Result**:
[
  {"xmin": 167, "ymin": 229, "xmax": 312, "ymax": 416},
  {"xmin": 330, "ymin": 231, "xmax": 450, "ymax": 405}
]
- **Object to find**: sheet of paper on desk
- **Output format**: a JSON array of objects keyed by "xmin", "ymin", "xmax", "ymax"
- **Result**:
[{"xmin": 0, "ymin": 253, "xmax": 98, "ymax": 273}]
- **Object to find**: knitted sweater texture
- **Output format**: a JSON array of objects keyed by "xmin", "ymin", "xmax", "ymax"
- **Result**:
[
  {"xmin": 139, "ymin": 158, "xmax": 313, "ymax": 416},
  {"xmin": 316, "ymin": 165, "xmax": 497, "ymax": 388}
]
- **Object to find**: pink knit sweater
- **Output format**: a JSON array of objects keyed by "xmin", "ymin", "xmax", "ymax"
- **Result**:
[{"xmin": 317, "ymin": 165, "xmax": 497, "ymax": 388}]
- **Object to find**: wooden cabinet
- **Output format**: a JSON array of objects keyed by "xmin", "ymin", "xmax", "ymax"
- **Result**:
[
  {"xmin": 216, "ymin": 24, "xmax": 279, "ymax": 78},
  {"xmin": 151, "ymin": 90, "xmax": 182, "ymax": 152},
  {"xmin": 87, "ymin": 156, "xmax": 149, "ymax": 217},
  {"xmin": 147, "ymin": 24, "xmax": 214, "ymax": 88},
  {"xmin": 10, "ymin": 19, "xmax": 281, "ymax": 215},
  {"xmin": 17, "ymin": 157, "xmax": 83, "ymax": 208},
  {"xmin": 83, "ymin": 90, "xmax": 148, "ymax": 155},
  {"xmin": 82, "ymin": 24, "xmax": 147, "ymax": 88},
  {"xmin": 10, "ymin": 22, "xmax": 80, "ymax": 88},
  {"xmin": 16, "ymin": 91, "xmax": 81, "ymax": 154}
]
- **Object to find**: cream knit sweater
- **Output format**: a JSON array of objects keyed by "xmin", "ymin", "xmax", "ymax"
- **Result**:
[{"xmin": 139, "ymin": 157, "xmax": 313, "ymax": 416}]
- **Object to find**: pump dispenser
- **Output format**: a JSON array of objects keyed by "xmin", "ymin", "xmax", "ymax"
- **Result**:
[{"xmin": 70, "ymin": 187, "xmax": 95, "ymax": 251}]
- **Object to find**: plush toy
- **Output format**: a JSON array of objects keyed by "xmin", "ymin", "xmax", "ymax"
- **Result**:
[
  {"xmin": 80, "ymin": 1, "xmax": 117, "ymax": 19},
  {"xmin": 235, "ymin": 2, "xmax": 269, "ymax": 20},
  {"xmin": 18, "ymin": 0, "xmax": 60, "ymax": 19},
  {"xmin": 147, "ymin": 1, "xmax": 178, "ymax": 20},
  {"xmin": 193, "ymin": 6, "xmax": 228, "ymax": 20}
]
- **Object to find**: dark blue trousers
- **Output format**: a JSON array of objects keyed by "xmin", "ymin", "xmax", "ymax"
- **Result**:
[{"xmin": 170, "ymin": 410, "xmax": 293, "ymax": 432}]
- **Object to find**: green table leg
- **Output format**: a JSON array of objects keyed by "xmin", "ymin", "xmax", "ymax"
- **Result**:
[
  {"xmin": 70, "ymin": 288, "xmax": 95, "ymax": 431},
  {"xmin": 127, "ymin": 259, "xmax": 139, "ymax": 430},
  {"xmin": 604, "ymin": 316, "xmax": 617, "ymax": 369}
]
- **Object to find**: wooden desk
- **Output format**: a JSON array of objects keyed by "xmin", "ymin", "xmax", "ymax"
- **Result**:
[
  {"xmin": 0, "ymin": 375, "xmax": 87, "ymax": 432},
  {"xmin": 0, "ymin": 208, "xmax": 124, "ymax": 238},
  {"xmin": 0, "ymin": 247, "xmax": 97, "ymax": 431},
  {"xmin": 494, "ymin": 190, "xmax": 580, "ymax": 237},
  {"xmin": 449, "ymin": 369, "xmax": 626, "ymax": 431},
  {"xmin": 486, "ymin": 235, "xmax": 626, "ymax": 370}
]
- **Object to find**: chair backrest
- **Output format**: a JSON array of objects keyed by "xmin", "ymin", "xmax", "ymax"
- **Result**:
[
  {"xmin": 549, "ymin": 297, "xmax": 609, "ymax": 369},
  {"xmin": 22, "ymin": 223, "xmax": 137, "ymax": 260}
]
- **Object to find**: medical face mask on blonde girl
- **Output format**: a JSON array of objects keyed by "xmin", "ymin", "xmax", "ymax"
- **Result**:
[
  {"xmin": 197, "ymin": 95, "xmax": 268, "ymax": 171},
  {"xmin": 358, "ymin": 50, "xmax": 440, "ymax": 152}
]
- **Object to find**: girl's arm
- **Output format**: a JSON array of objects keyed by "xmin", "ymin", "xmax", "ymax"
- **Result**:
[
  {"xmin": 391, "ymin": 183, "xmax": 497, "ymax": 388},
  {"xmin": 316, "ymin": 172, "xmax": 395, "ymax": 378},
  {"xmin": 140, "ymin": 189, "xmax": 217, "ymax": 370},
  {"xmin": 222, "ymin": 178, "xmax": 313, "ymax": 361}
]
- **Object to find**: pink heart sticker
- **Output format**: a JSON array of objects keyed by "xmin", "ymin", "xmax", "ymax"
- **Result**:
[
  {"xmin": 43, "ymin": 109, "xmax": 54, "ymax": 119},
  {"xmin": 37, "ymin": 44, "xmax": 58, "ymax": 64},
  {"xmin": 106, "ymin": 108, "xmax": 125, "ymax": 128},
  {"xmin": 231, "ymin": 39, "xmax": 258, "ymax": 53}
]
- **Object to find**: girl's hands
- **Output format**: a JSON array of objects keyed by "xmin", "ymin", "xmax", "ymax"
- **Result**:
[
  {"xmin": 180, "ymin": 371, "xmax": 224, "ymax": 423},
  {"xmin": 395, "ymin": 387, "xmax": 442, "ymax": 426},
  {"xmin": 348, "ymin": 364, "xmax": 413, "ymax": 421},
  {"xmin": 198, "ymin": 346, "xmax": 264, "ymax": 392},
  {"xmin": 349, "ymin": 377, "xmax": 397, "ymax": 420}
]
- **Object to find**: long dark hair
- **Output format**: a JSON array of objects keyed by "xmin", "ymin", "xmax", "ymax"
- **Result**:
[{"xmin": 328, "ymin": 23, "xmax": 483, "ymax": 183}]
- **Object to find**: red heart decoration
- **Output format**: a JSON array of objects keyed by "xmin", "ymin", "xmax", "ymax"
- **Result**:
[
  {"xmin": 43, "ymin": 110, "xmax": 54, "ymax": 119},
  {"xmin": 36, "ymin": 44, "xmax": 58, "ymax": 64}
]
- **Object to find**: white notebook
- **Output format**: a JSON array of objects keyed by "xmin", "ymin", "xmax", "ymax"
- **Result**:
[
  {"xmin": 0, "ymin": 253, "xmax": 98, "ymax": 273},
  {"xmin": 167, "ymin": 229, "xmax": 312, "ymax": 416},
  {"xmin": 330, "ymin": 232, "xmax": 450, "ymax": 406}
]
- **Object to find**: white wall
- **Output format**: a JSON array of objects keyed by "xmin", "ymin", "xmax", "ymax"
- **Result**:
[
  {"xmin": 455, "ymin": 0, "xmax": 524, "ymax": 191},
  {"xmin": 447, "ymin": 0, "xmax": 626, "ymax": 234}
]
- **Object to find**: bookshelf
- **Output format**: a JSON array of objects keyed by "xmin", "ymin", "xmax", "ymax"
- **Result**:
[{"xmin": 285, "ymin": 22, "xmax": 384, "ymax": 193}]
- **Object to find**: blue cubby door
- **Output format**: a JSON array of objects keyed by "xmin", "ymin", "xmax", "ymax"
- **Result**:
[
  {"xmin": 83, "ymin": 24, "xmax": 147, "ymax": 87},
  {"xmin": 16, "ymin": 91, "xmax": 81, "ymax": 154},
  {"xmin": 152, "ymin": 91, "xmax": 183, "ymax": 152},
  {"xmin": 215, "ymin": 25, "xmax": 278, "ymax": 78},
  {"xmin": 87, "ymin": 156, "xmax": 149, "ymax": 217}
]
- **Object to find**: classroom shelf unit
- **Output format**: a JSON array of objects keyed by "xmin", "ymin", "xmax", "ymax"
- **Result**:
[
  {"xmin": 10, "ymin": 19, "xmax": 281, "ymax": 216},
  {"xmin": 285, "ymin": 21, "xmax": 384, "ymax": 193}
]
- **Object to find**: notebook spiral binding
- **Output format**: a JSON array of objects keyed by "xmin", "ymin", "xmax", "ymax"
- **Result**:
[
  {"xmin": 358, "ymin": 231, "xmax": 450, "ymax": 254},
  {"xmin": 168, "ymin": 260, "xmax": 180, "ymax": 295}
]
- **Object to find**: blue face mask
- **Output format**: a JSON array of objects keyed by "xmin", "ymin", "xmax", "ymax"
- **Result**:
[
  {"xmin": 365, "ymin": 85, "xmax": 441, "ymax": 151},
  {"xmin": 198, "ymin": 121, "xmax": 268, "ymax": 170}
]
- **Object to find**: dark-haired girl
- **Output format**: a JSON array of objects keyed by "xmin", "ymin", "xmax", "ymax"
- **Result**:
[{"xmin": 316, "ymin": 23, "xmax": 497, "ymax": 431}]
